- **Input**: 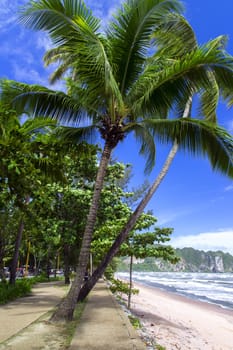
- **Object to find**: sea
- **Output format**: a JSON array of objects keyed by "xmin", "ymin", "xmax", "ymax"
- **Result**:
[{"xmin": 116, "ymin": 271, "xmax": 233, "ymax": 311}]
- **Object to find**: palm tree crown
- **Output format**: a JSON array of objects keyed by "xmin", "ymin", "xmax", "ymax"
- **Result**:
[{"xmin": 1, "ymin": 0, "xmax": 232, "ymax": 176}]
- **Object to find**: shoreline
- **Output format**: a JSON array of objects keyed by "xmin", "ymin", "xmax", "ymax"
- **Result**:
[
  {"xmin": 135, "ymin": 280, "xmax": 233, "ymax": 316},
  {"xmin": 124, "ymin": 280, "xmax": 233, "ymax": 349}
]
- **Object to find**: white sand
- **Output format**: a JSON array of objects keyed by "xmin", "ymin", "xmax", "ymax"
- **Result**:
[{"xmin": 128, "ymin": 281, "xmax": 233, "ymax": 350}]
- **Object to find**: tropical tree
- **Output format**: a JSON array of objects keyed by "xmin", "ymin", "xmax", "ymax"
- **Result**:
[
  {"xmin": 121, "ymin": 228, "xmax": 177, "ymax": 309},
  {"xmin": 77, "ymin": 10, "xmax": 233, "ymax": 304},
  {"xmin": 1, "ymin": 0, "xmax": 233, "ymax": 319},
  {"xmin": 28, "ymin": 141, "xmax": 97, "ymax": 282},
  {"xmin": 0, "ymin": 103, "xmax": 59, "ymax": 283}
]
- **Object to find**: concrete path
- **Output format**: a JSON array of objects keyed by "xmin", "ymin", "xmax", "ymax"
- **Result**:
[
  {"xmin": 0, "ymin": 279, "xmax": 146, "ymax": 349},
  {"xmin": 0, "ymin": 281, "xmax": 66, "ymax": 343},
  {"xmin": 69, "ymin": 279, "xmax": 146, "ymax": 350}
]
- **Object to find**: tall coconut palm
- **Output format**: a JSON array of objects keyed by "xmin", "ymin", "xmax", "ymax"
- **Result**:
[
  {"xmin": 77, "ymin": 14, "xmax": 233, "ymax": 301},
  {"xmin": 1, "ymin": 0, "xmax": 233, "ymax": 320}
]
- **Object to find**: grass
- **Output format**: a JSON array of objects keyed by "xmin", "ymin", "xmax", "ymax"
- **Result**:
[
  {"xmin": 62, "ymin": 300, "xmax": 87, "ymax": 347},
  {"xmin": 156, "ymin": 345, "xmax": 166, "ymax": 350},
  {"xmin": 128, "ymin": 315, "xmax": 141, "ymax": 329}
]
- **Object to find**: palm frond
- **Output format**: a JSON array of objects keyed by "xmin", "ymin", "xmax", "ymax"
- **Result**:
[
  {"xmin": 71, "ymin": 34, "xmax": 125, "ymax": 116},
  {"xmin": 108, "ymin": 0, "xmax": 184, "ymax": 94},
  {"xmin": 54, "ymin": 124, "xmax": 98, "ymax": 144},
  {"xmin": 129, "ymin": 38, "xmax": 233, "ymax": 117},
  {"xmin": 211, "ymin": 64, "xmax": 233, "ymax": 107},
  {"xmin": 144, "ymin": 118, "xmax": 233, "ymax": 178},
  {"xmin": 20, "ymin": 117, "xmax": 57, "ymax": 135},
  {"xmin": 124, "ymin": 122, "xmax": 156, "ymax": 173},
  {"xmin": 151, "ymin": 13, "xmax": 198, "ymax": 58},
  {"xmin": 197, "ymin": 71, "xmax": 219, "ymax": 123},
  {"xmin": 44, "ymin": 47, "xmax": 75, "ymax": 84},
  {"xmin": 19, "ymin": 0, "xmax": 101, "ymax": 46},
  {"xmin": 0, "ymin": 79, "xmax": 89, "ymax": 125},
  {"xmin": 20, "ymin": 1, "xmax": 125, "ymax": 115}
]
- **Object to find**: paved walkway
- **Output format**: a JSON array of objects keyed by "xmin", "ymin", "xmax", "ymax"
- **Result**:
[
  {"xmin": 0, "ymin": 281, "xmax": 66, "ymax": 343},
  {"xmin": 0, "ymin": 279, "xmax": 146, "ymax": 349},
  {"xmin": 69, "ymin": 279, "xmax": 146, "ymax": 350}
]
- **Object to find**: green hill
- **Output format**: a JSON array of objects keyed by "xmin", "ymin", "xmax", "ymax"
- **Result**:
[{"xmin": 118, "ymin": 247, "xmax": 233, "ymax": 272}]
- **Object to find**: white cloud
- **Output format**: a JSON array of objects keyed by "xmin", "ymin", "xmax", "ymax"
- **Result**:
[
  {"xmin": 0, "ymin": 1, "xmax": 17, "ymax": 30},
  {"xmin": 12, "ymin": 63, "xmax": 48, "ymax": 85},
  {"xmin": 85, "ymin": 0, "xmax": 121, "ymax": 26},
  {"xmin": 156, "ymin": 206, "xmax": 198, "ymax": 225},
  {"xmin": 170, "ymin": 230, "xmax": 233, "ymax": 255},
  {"xmin": 0, "ymin": 0, "xmax": 27, "ymax": 31},
  {"xmin": 224, "ymin": 185, "xmax": 233, "ymax": 192},
  {"xmin": 157, "ymin": 211, "xmax": 185, "ymax": 225},
  {"xmin": 36, "ymin": 34, "xmax": 52, "ymax": 51}
]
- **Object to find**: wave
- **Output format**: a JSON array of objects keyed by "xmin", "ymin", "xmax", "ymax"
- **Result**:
[{"xmin": 116, "ymin": 272, "xmax": 233, "ymax": 311}]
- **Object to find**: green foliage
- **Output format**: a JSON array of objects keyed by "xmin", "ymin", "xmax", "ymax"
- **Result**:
[
  {"xmin": 0, "ymin": 279, "xmax": 32, "ymax": 304},
  {"xmin": 128, "ymin": 315, "xmax": 141, "ymax": 329},
  {"xmin": 130, "ymin": 262, "xmax": 160, "ymax": 272},
  {"xmin": 118, "ymin": 226, "xmax": 178, "ymax": 267},
  {"xmin": 63, "ymin": 300, "xmax": 87, "ymax": 347},
  {"xmin": 156, "ymin": 345, "xmax": 166, "ymax": 350},
  {"xmin": 176, "ymin": 247, "xmax": 201, "ymax": 265},
  {"xmin": 2, "ymin": 0, "xmax": 233, "ymax": 176},
  {"xmin": 104, "ymin": 258, "xmax": 119, "ymax": 280},
  {"xmin": 0, "ymin": 275, "xmax": 62, "ymax": 305},
  {"xmin": 175, "ymin": 248, "xmax": 233, "ymax": 272},
  {"xmin": 109, "ymin": 278, "xmax": 139, "ymax": 297},
  {"xmin": 31, "ymin": 274, "xmax": 62, "ymax": 283}
]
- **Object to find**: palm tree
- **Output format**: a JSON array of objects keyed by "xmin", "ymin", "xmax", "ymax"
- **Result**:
[
  {"xmin": 77, "ymin": 14, "xmax": 233, "ymax": 302},
  {"xmin": 1, "ymin": 0, "xmax": 233, "ymax": 320}
]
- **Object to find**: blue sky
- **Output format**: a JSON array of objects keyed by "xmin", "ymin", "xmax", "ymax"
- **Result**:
[{"xmin": 0, "ymin": 0, "xmax": 233, "ymax": 254}]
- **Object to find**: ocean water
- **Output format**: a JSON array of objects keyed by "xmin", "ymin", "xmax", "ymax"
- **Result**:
[{"xmin": 116, "ymin": 271, "xmax": 233, "ymax": 311}]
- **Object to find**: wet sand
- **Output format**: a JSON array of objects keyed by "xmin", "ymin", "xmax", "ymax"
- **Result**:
[{"xmin": 128, "ymin": 281, "xmax": 233, "ymax": 350}]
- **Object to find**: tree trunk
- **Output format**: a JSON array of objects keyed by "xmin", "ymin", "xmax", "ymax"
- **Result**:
[
  {"xmin": 0, "ymin": 232, "xmax": 6, "ymax": 282},
  {"xmin": 50, "ymin": 140, "xmax": 114, "ymax": 322},
  {"xmin": 78, "ymin": 142, "xmax": 179, "ymax": 301},
  {"xmin": 127, "ymin": 254, "xmax": 133, "ymax": 309},
  {"xmin": 77, "ymin": 100, "xmax": 192, "ymax": 301},
  {"xmin": 46, "ymin": 247, "xmax": 51, "ymax": 279},
  {"xmin": 9, "ymin": 219, "xmax": 24, "ymax": 285},
  {"xmin": 63, "ymin": 244, "xmax": 70, "ymax": 285}
]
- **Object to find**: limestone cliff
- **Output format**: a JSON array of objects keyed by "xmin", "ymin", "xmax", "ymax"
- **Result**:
[{"xmin": 119, "ymin": 248, "xmax": 233, "ymax": 272}]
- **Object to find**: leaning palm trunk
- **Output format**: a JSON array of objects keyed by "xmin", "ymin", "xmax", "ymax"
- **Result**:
[
  {"xmin": 77, "ymin": 99, "xmax": 192, "ymax": 301},
  {"xmin": 78, "ymin": 141, "xmax": 179, "ymax": 301},
  {"xmin": 51, "ymin": 140, "xmax": 114, "ymax": 321}
]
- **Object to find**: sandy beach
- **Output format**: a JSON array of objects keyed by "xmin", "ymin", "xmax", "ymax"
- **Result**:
[{"xmin": 127, "ymin": 281, "xmax": 233, "ymax": 350}]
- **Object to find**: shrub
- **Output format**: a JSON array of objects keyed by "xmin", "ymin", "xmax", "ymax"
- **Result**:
[
  {"xmin": 128, "ymin": 315, "xmax": 141, "ymax": 329},
  {"xmin": 0, "ymin": 275, "xmax": 62, "ymax": 304},
  {"xmin": 109, "ymin": 278, "xmax": 139, "ymax": 297},
  {"xmin": 0, "ymin": 279, "xmax": 32, "ymax": 304}
]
